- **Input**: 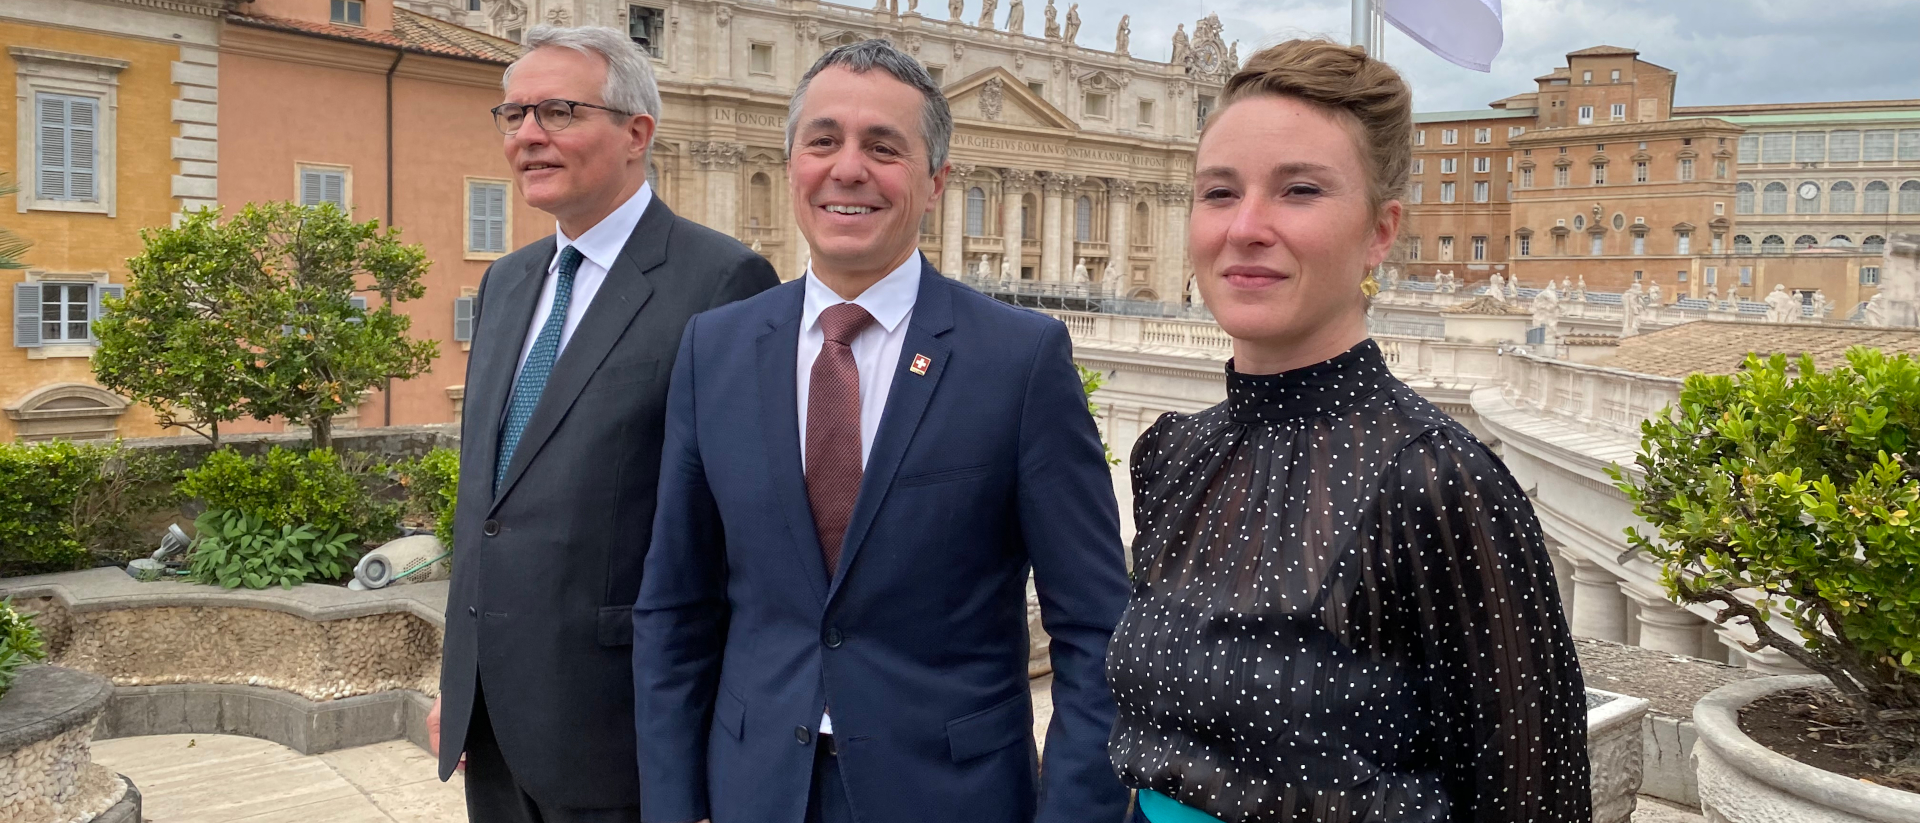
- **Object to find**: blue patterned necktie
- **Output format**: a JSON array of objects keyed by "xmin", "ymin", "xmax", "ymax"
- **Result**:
[{"xmin": 495, "ymin": 245, "xmax": 584, "ymax": 495}]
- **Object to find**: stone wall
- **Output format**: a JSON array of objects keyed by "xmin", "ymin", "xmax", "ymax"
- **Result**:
[
  {"xmin": 0, "ymin": 664, "xmax": 136, "ymax": 823},
  {"xmin": 48, "ymin": 606, "xmax": 442, "ymax": 702}
]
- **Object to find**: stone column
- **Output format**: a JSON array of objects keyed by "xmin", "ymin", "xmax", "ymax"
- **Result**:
[
  {"xmin": 1106, "ymin": 179, "xmax": 1133, "ymax": 290},
  {"xmin": 1626, "ymin": 588, "xmax": 1703, "ymax": 658},
  {"xmin": 1040, "ymin": 173, "xmax": 1069, "ymax": 281},
  {"xmin": 691, "ymin": 141, "xmax": 745, "ymax": 237},
  {"xmin": 1547, "ymin": 540, "xmax": 1577, "ymax": 615},
  {"xmin": 941, "ymin": 163, "xmax": 972, "ymax": 276},
  {"xmin": 1000, "ymin": 169, "xmax": 1031, "ymax": 278},
  {"xmin": 1564, "ymin": 554, "xmax": 1629, "ymax": 643},
  {"xmin": 1158, "ymin": 184, "xmax": 1191, "ymax": 301}
]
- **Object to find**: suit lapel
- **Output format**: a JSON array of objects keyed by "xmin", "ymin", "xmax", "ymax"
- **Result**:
[
  {"xmin": 472, "ymin": 238, "xmax": 552, "ymax": 500},
  {"xmin": 757, "ymin": 283, "xmax": 831, "ymax": 604},
  {"xmin": 827, "ymin": 260, "xmax": 955, "ymax": 603},
  {"xmin": 490, "ymin": 198, "xmax": 670, "ymax": 512}
]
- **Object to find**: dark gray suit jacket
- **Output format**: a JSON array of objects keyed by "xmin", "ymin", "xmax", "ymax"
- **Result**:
[{"xmin": 438, "ymin": 196, "xmax": 778, "ymax": 809}]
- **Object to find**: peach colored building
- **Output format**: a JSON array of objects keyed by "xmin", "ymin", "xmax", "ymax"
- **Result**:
[
  {"xmin": 217, "ymin": 0, "xmax": 541, "ymax": 433},
  {"xmin": 1400, "ymin": 45, "xmax": 1919, "ymax": 315}
]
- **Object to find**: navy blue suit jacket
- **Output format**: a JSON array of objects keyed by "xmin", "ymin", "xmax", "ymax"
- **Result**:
[{"xmin": 633, "ymin": 259, "xmax": 1132, "ymax": 823}]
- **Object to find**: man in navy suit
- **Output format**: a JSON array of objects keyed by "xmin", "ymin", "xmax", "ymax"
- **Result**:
[{"xmin": 633, "ymin": 39, "xmax": 1133, "ymax": 823}]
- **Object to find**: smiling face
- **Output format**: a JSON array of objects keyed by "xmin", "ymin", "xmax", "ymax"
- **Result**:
[
  {"xmin": 1190, "ymin": 95, "xmax": 1401, "ymax": 374},
  {"xmin": 788, "ymin": 66, "xmax": 947, "ymax": 290},
  {"xmin": 502, "ymin": 47, "xmax": 655, "ymax": 236}
]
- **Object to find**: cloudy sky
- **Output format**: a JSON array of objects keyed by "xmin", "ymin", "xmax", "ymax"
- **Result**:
[{"xmin": 1038, "ymin": 0, "xmax": 1919, "ymax": 112}]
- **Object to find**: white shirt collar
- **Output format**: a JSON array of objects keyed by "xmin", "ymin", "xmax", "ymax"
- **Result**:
[
  {"xmin": 553, "ymin": 182, "xmax": 654, "ymax": 272},
  {"xmin": 802, "ymin": 252, "xmax": 923, "ymax": 336}
]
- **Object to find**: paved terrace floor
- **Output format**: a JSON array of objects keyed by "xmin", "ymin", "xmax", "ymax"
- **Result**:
[{"xmin": 91, "ymin": 674, "xmax": 1701, "ymax": 823}]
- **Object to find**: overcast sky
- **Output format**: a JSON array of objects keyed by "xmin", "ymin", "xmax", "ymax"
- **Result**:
[{"xmin": 1045, "ymin": 0, "xmax": 1920, "ymax": 112}]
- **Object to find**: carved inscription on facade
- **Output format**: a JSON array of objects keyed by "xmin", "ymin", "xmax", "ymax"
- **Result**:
[
  {"xmin": 709, "ymin": 107, "xmax": 788, "ymax": 129},
  {"xmin": 952, "ymin": 133, "xmax": 1168, "ymax": 167}
]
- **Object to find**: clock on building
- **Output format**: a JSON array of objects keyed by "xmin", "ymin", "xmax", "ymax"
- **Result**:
[{"xmin": 1798, "ymin": 182, "xmax": 1819, "ymax": 200}]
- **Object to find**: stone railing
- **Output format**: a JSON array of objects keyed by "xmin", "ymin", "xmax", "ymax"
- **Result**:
[{"xmin": 1498, "ymin": 350, "xmax": 1684, "ymax": 438}]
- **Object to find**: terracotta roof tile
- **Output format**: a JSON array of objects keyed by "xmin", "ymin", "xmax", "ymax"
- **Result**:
[
  {"xmin": 1599, "ymin": 320, "xmax": 1920, "ymax": 378},
  {"xmin": 1568, "ymin": 45, "xmax": 1640, "ymax": 57},
  {"xmin": 227, "ymin": 9, "xmax": 523, "ymax": 65}
]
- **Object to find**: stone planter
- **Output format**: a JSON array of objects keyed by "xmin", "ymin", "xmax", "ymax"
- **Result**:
[
  {"xmin": 1587, "ymin": 687, "xmax": 1650, "ymax": 823},
  {"xmin": 0, "ymin": 664, "xmax": 139, "ymax": 823},
  {"xmin": 1695, "ymin": 674, "xmax": 1920, "ymax": 823}
]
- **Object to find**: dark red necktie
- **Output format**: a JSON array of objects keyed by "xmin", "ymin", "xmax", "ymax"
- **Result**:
[{"xmin": 806, "ymin": 303, "xmax": 875, "ymax": 579}]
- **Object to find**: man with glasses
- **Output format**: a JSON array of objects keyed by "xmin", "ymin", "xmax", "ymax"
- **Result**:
[{"xmin": 432, "ymin": 25, "xmax": 777, "ymax": 823}]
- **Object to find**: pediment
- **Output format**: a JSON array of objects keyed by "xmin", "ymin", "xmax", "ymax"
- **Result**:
[
  {"xmin": 945, "ymin": 67, "xmax": 1075, "ymax": 130},
  {"xmin": 819, "ymin": 29, "xmax": 871, "ymax": 49},
  {"xmin": 1076, "ymin": 69, "xmax": 1126, "ymax": 93}
]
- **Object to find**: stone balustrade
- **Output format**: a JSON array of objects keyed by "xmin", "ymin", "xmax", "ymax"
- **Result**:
[{"xmin": 1497, "ymin": 351, "xmax": 1684, "ymax": 438}]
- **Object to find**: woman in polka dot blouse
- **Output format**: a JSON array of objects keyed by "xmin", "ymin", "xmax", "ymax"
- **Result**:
[{"xmin": 1106, "ymin": 40, "xmax": 1592, "ymax": 823}]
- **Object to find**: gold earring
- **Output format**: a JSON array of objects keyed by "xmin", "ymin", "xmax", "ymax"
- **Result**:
[{"xmin": 1360, "ymin": 271, "xmax": 1380, "ymax": 298}]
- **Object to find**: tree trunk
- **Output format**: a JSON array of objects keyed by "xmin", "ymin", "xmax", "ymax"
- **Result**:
[
  {"xmin": 310, "ymin": 414, "xmax": 332, "ymax": 451},
  {"xmin": 210, "ymin": 420, "xmax": 220, "ymax": 449}
]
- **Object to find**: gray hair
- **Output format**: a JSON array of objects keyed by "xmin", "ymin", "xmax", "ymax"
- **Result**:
[
  {"xmin": 504, "ymin": 26, "xmax": 663, "ymax": 161},
  {"xmin": 786, "ymin": 39, "xmax": 952, "ymax": 175}
]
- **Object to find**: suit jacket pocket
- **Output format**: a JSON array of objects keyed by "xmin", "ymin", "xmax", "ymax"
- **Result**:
[
  {"xmin": 597, "ymin": 604, "xmax": 634, "ymax": 647},
  {"xmin": 580, "ymin": 356, "xmax": 664, "ymax": 398},
  {"xmin": 895, "ymin": 463, "xmax": 992, "ymax": 488},
  {"xmin": 715, "ymin": 687, "xmax": 746, "ymax": 740},
  {"xmin": 945, "ymin": 691, "xmax": 1030, "ymax": 763}
]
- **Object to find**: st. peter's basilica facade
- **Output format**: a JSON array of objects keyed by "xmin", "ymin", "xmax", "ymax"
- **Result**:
[{"xmin": 403, "ymin": 0, "xmax": 1234, "ymax": 300}]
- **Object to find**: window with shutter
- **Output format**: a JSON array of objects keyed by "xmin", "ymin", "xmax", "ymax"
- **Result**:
[
  {"xmin": 1737, "ymin": 135, "xmax": 1759, "ymax": 163},
  {"xmin": 454, "ymin": 296, "xmax": 476, "ymax": 342},
  {"xmin": 1900, "ymin": 130, "xmax": 1920, "ymax": 161},
  {"xmin": 1864, "ymin": 181, "xmax": 1891, "ymax": 213},
  {"xmin": 965, "ymin": 187, "xmax": 986, "ymax": 236},
  {"xmin": 1761, "ymin": 133, "xmax": 1792, "ymax": 163},
  {"xmin": 14, "ymin": 283, "xmax": 42, "ymax": 348},
  {"xmin": 1863, "ymin": 131, "xmax": 1896, "ymax": 161},
  {"xmin": 36, "ymin": 94, "xmax": 99, "ymax": 202},
  {"xmin": 34, "ymin": 282, "xmax": 94, "ymax": 342},
  {"xmin": 94, "ymin": 284, "xmax": 123, "ymax": 341},
  {"xmin": 1794, "ymin": 132, "xmax": 1826, "ymax": 163},
  {"xmin": 300, "ymin": 168, "xmax": 348, "ymax": 209},
  {"xmin": 1829, "ymin": 131, "xmax": 1861, "ymax": 162},
  {"xmin": 468, "ymin": 180, "xmax": 508, "ymax": 253}
]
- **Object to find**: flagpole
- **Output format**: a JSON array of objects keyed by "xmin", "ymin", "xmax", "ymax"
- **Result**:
[{"xmin": 1350, "ymin": 0, "xmax": 1373, "ymax": 52}]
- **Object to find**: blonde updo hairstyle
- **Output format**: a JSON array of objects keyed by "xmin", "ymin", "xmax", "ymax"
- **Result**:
[{"xmin": 1208, "ymin": 39, "xmax": 1414, "ymax": 219}]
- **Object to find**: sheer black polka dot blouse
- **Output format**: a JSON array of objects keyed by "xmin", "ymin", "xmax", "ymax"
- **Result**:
[{"xmin": 1106, "ymin": 339, "xmax": 1592, "ymax": 823}]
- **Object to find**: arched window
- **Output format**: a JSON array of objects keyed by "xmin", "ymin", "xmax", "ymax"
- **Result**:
[
  {"xmin": 1132, "ymin": 201, "xmax": 1150, "ymax": 247},
  {"xmin": 1795, "ymin": 181, "xmax": 1821, "ymax": 214},
  {"xmin": 1827, "ymin": 235, "xmax": 1853, "ymax": 248},
  {"xmin": 1761, "ymin": 182, "xmax": 1788, "ymax": 214},
  {"xmin": 1732, "ymin": 234, "xmax": 1753, "ymax": 254},
  {"xmin": 1021, "ymin": 193, "xmax": 1037, "ymax": 239},
  {"xmin": 1794, "ymin": 235, "xmax": 1819, "ymax": 250},
  {"xmin": 1075, "ymin": 196, "xmax": 1093, "ymax": 242},
  {"xmin": 1761, "ymin": 235, "xmax": 1786, "ymax": 254},
  {"xmin": 1900, "ymin": 180, "xmax": 1920, "ymax": 213},
  {"xmin": 1864, "ymin": 181, "xmax": 1891, "ymax": 213},
  {"xmin": 965, "ymin": 187, "xmax": 986, "ymax": 236},
  {"xmin": 1735, "ymin": 182, "xmax": 1755, "ymax": 214},
  {"xmin": 748, "ymin": 172, "xmax": 772, "ymax": 228},
  {"xmin": 1864, "ymin": 235, "xmax": 1887, "ymax": 254},
  {"xmin": 1829, "ymin": 181, "xmax": 1856, "ymax": 214}
]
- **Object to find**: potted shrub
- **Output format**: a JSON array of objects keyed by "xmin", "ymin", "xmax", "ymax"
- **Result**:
[{"xmin": 1615, "ymin": 349, "xmax": 1919, "ymax": 821}]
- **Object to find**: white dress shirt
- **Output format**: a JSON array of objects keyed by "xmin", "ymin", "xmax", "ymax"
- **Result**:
[
  {"xmin": 797, "ymin": 252, "xmax": 921, "ymax": 735},
  {"xmin": 796, "ymin": 253, "xmax": 922, "ymax": 472},
  {"xmin": 515, "ymin": 183, "xmax": 654, "ymax": 378}
]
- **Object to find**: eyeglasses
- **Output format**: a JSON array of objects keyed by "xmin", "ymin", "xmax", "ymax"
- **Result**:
[{"xmin": 491, "ymin": 98, "xmax": 631, "ymax": 135}]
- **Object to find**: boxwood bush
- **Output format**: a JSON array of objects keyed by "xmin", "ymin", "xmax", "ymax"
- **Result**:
[{"xmin": 1614, "ymin": 348, "xmax": 1920, "ymax": 760}]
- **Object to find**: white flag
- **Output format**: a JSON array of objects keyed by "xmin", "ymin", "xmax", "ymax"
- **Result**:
[{"xmin": 1380, "ymin": 0, "xmax": 1504, "ymax": 73}]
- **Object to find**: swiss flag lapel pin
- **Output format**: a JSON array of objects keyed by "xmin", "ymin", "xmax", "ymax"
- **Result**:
[{"xmin": 910, "ymin": 353, "xmax": 932, "ymax": 376}]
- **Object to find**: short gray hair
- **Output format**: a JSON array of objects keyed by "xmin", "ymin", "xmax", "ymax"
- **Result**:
[
  {"xmin": 504, "ymin": 26, "xmax": 663, "ymax": 160},
  {"xmin": 786, "ymin": 39, "xmax": 952, "ymax": 175}
]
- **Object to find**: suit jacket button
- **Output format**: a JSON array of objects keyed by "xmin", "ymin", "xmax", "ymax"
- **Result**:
[
  {"xmin": 482, "ymin": 520, "xmax": 499, "ymax": 537},
  {"xmin": 794, "ymin": 726, "xmax": 812, "ymax": 745},
  {"xmin": 468, "ymin": 606, "xmax": 477, "ymax": 617},
  {"xmin": 824, "ymin": 628, "xmax": 844, "ymax": 648}
]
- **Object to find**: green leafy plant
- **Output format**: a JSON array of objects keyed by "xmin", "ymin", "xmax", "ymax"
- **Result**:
[
  {"xmin": 71, "ymin": 447, "xmax": 184, "ymax": 566},
  {"xmin": 185, "ymin": 508, "xmax": 358, "ymax": 589},
  {"xmin": 177, "ymin": 446, "xmax": 400, "ymax": 545},
  {"xmin": 1078, "ymin": 364, "xmax": 1119, "ymax": 466},
  {"xmin": 92, "ymin": 202, "xmax": 438, "ymax": 449},
  {"xmin": 0, "ymin": 598, "xmax": 48, "ymax": 699},
  {"xmin": 1611, "ymin": 348, "xmax": 1920, "ymax": 760},
  {"xmin": 396, "ymin": 447, "xmax": 459, "ymax": 545},
  {"xmin": 0, "ymin": 441, "xmax": 105, "ymax": 576}
]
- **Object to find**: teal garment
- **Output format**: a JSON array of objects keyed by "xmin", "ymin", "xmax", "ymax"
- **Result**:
[{"xmin": 1139, "ymin": 790, "xmax": 1227, "ymax": 823}]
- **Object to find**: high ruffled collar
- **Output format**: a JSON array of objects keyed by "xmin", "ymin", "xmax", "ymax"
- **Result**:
[{"xmin": 1225, "ymin": 339, "xmax": 1393, "ymax": 424}]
